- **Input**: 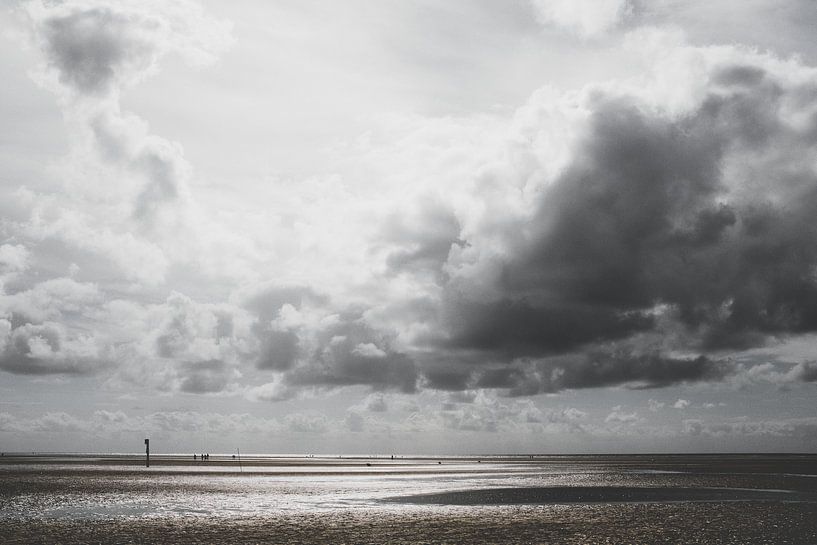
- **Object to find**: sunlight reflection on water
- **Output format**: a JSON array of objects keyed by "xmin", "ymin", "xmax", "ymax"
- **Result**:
[
  {"xmin": 2, "ymin": 456, "xmax": 816, "ymax": 521},
  {"xmin": 3, "ymin": 461, "xmax": 585, "ymax": 519}
]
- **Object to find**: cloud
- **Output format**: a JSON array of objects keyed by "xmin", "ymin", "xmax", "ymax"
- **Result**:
[
  {"xmin": 24, "ymin": 0, "xmax": 226, "ymax": 226},
  {"xmin": 0, "ymin": 321, "xmax": 104, "ymax": 375},
  {"xmin": 683, "ymin": 416, "xmax": 817, "ymax": 440},
  {"xmin": 176, "ymin": 360, "xmax": 233, "ymax": 393},
  {"xmin": 432, "ymin": 392, "xmax": 591, "ymax": 434},
  {"xmin": 530, "ymin": 0, "xmax": 634, "ymax": 38},
  {"xmin": 285, "ymin": 320, "xmax": 418, "ymax": 393},
  {"xmin": 648, "ymin": 399, "xmax": 665, "ymax": 412},
  {"xmin": 0, "ymin": 277, "xmax": 108, "ymax": 375},
  {"xmin": 792, "ymin": 361, "xmax": 817, "ymax": 382},
  {"xmin": 285, "ymin": 412, "xmax": 329, "ymax": 434},
  {"xmin": 245, "ymin": 379, "xmax": 294, "ymax": 403},
  {"xmin": 382, "ymin": 198, "xmax": 462, "ymax": 283},
  {"xmin": 8, "ymin": 2, "xmax": 817, "ymax": 407},
  {"xmin": 0, "ymin": 244, "xmax": 30, "ymax": 276},
  {"xmin": 344, "ymin": 410, "xmax": 365, "ymax": 432},
  {"xmin": 357, "ymin": 393, "xmax": 389, "ymax": 413},
  {"xmin": 398, "ymin": 41, "xmax": 817, "ymax": 393},
  {"xmin": 26, "ymin": 0, "xmax": 232, "ymax": 98},
  {"xmin": 240, "ymin": 284, "xmax": 419, "ymax": 394},
  {"xmin": 20, "ymin": 0, "xmax": 236, "ymax": 279},
  {"xmin": 673, "ymin": 399, "xmax": 690, "ymax": 409},
  {"xmin": 604, "ymin": 405, "xmax": 642, "ymax": 426},
  {"xmin": 1, "ymin": 276, "xmax": 101, "ymax": 323},
  {"xmin": 471, "ymin": 352, "xmax": 732, "ymax": 395}
]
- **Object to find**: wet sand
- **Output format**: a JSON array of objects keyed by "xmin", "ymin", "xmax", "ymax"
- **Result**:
[
  {"xmin": 386, "ymin": 485, "xmax": 817, "ymax": 505},
  {"xmin": 4, "ymin": 503, "xmax": 817, "ymax": 545},
  {"xmin": 2, "ymin": 454, "xmax": 816, "ymax": 544}
]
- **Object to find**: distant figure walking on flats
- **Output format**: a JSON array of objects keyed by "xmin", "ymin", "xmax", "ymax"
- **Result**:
[{"xmin": 193, "ymin": 454, "xmax": 197, "ymax": 460}]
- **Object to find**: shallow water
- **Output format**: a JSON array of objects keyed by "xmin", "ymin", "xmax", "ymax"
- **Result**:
[{"xmin": 2, "ymin": 454, "xmax": 816, "ymax": 544}]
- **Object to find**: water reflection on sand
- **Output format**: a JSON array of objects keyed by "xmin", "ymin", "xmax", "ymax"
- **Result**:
[{"xmin": 2, "ymin": 454, "xmax": 816, "ymax": 544}]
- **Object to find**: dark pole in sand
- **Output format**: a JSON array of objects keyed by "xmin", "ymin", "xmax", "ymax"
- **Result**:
[{"xmin": 144, "ymin": 438, "xmax": 150, "ymax": 468}]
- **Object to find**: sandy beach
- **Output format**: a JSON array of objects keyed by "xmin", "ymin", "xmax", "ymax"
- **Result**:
[{"xmin": 2, "ymin": 454, "xmax": 816, "ymax": 544}]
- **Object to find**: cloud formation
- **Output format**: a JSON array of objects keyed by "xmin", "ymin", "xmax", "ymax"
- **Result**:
[
  {"xmin": 399, "ymin": 41, "xmax": 817, "ymax": 393},
  {"xmin": 530, "ymin": 0, "xmax": 634, "ymax": 38},
  {"xmin": 4, "ymin": 1, "xmax": 817, "ymax": 411}
]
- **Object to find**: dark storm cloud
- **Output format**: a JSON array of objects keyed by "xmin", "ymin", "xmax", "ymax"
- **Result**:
[
  {"xmin": 504, "ymin": 353, "xmax": 730, "ymax": 396},
  {"xmin": 420, "ymin": 61, "xmax": 817, "ymax": 391},
  {"xmin": 423, "ymin": 368, "xmax": 472, "ymax": 391},
  {"xmin": 442, "ymin": 296, "xmax": 654, "ymax": 357},
  {"xmin": 446, "ymin": 95, "xmax": 724, "ymax": 356},
  {"xmin": 439, "ymin": 352, "xmax": 731, "ymax": 394}
]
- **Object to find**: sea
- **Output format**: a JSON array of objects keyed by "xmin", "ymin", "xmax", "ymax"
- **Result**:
[{"xmin": 1, "ymin": 453, "xmax": 815, "ymax": 544}]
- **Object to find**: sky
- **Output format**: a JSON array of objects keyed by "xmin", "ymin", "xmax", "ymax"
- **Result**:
[{"xmin": 1, "ymin": 0, "xmax": 817, "ymax": 455}]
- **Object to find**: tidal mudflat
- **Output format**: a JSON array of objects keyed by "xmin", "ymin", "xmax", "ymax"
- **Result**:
[{"xmin": 1, "ymin": 454, "xmax": 816, "ymax": 544}]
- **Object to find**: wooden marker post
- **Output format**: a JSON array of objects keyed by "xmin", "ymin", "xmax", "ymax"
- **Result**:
[{"xmin": 145, "ymin": 438, "xmax": 150, "ymax": 467}]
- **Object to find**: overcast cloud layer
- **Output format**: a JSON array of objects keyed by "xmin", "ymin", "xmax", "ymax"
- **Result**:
[{"xmin": 1, "ymin": 0, "xmax": 816, "ymax": 453}]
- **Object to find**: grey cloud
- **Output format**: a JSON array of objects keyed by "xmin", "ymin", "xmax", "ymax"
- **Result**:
[
  {"xmin": 27, "ymin": 1, "xmax": 232, "ymax": 232},
  {"xmin": 38, "ymin": 6, "xmax": 157, "ymax": 95},
  {"xmin": 345, "ymin": 411, "xmax": 365, "ymax": 432},
  {"xmin": 257, "ymin": 329, "xmax": 299, "ymax": 371},
  {"xmin": 472, "ymin": 352, "xmax": 731, "ymax": 395},
  {"xmin": 418, "ymin": 60, "xmax": 817, "ymax": 392},
  {"xmin": 382, "ymin": 199, "xmax": 462, "ymax": 282},
  {"xmin": 292, "ymin": 316, "xmax": 417, "ymax": 392},
  {"xmin": 177, "ymin": 360, "xmax": 231, "ymax": 394},
  {"xmin": 442, "ymin": 296, "xmax": 654, "ymax": 358},
  {"xmin": 242, "ymin": 286, "xmax": 419, "ymax": 393},
  {"xmin": 286, "ymin": 316, "xmax": 418, "ymax": 393},
  {"xmin": 423, "ymin": 368, "xmax": 472, "ymax": 391},
  {"xmin": 153, "ymin": 292, "xmax": 240, "ymax": 358},
  {"xmin": 31, "ymin": 1, "xmax": 230, "ymax": 98},
  {"xmin": 243, "ymin": 285, "xmax": 322, "ymax": 371},
  {"xmin": 285, "ymin": 412, "xmax": 329, "ymax": 433},
  {"xmin": 793, "ymin": 361, "xmax": 817, "ymax": 382},
  {"xmin": 435, "ymin": 394, "xmax": 584, "ymax": 434},
  {"xmin": 1, "ymin": 409, "xmax": 280, "ymax": 437},
  {"xmin": 683, "ymin": 417, "xmax": 817, "ymax": 440},
  {"xmin": 361, "ymin": 393, "xmax": 388, "ymax": 412},
  {"xmin": 604, "ymin": 406, "xmax": 641, "ymax": 426},
  {"xmin": 242, "ymin": 285, "xmax": 326, "ymax": 321},
  {"xmin": 28, "ymin": 412, "xmax": 87, "ymax": 432},
  {"xmin": 0, "ymin": 244, "xmax": 30, "ymax": 275},
  {"xmin": 447, "ymin": 390, "xmax": 478, "ymax": 404},
  {"xmin": 0, "ymin": 322, "xmax": 102, "ymax": 375},
  {"xmin": 132, "ymin": 147, "xmax": 186, "ymax": 221},
  {"xmin": 213, "ymin": 311, "xmax": 234, "ymax": 339}
]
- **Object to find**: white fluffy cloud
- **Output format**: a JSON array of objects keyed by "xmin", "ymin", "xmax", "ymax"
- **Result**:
[{"xmin": 530, "ymin": 0, "xmax": 634, "ymax": 37}]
